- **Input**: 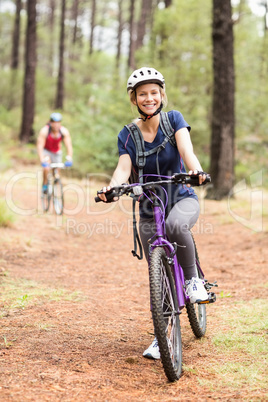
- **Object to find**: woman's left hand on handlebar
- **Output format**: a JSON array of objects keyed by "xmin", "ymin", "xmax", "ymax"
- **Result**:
[
  {"xmin": 188, "ymin": 170, "xmax": 207, "ymax": 186},
  {"xmin": 65, "ymin": 155, "xmax": 73, "ymax": 167}
]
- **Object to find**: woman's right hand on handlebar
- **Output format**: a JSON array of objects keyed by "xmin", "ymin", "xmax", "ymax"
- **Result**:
[
  {"xmin": 187, "ymin": 170, "xmax": 208, "ymax": 187},
  {"xmin": 98, "ymin": 186, "xmax": 111, "ymax": 202},
  {"xmin": 97, "ymin": 186, "xmax": 119, "ymax": 203}
]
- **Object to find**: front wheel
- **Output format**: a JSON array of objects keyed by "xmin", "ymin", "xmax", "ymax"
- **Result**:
[
  {"xmin": 41, "ymin": 182, "xmax": 52, "ymax": 213},
  {"xmin": 149, "ymin": 247, "xmax": 182, "ymax": 382},
  {"xmin": 53, "ymin": 178, "xmax": 64, "ymax": 215}
]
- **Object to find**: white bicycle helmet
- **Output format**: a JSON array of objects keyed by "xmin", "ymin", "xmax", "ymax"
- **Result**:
[
  {"xmin": 50, "ymin": 112, "xmax": 62, "ymax": 122},
  {"xmin": 127, "ymin": 67, "xmax": 165, "ymax": 93}
]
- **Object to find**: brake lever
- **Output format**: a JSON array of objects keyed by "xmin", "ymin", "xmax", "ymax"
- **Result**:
[{"xmin": 171, "ymin": 173, "xmax": 189, "ymax": 185}]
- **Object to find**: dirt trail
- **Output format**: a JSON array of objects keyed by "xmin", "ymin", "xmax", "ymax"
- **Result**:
[{"xmin": 0, "ymin": 166, "xmax": 267, "ymax": 401}]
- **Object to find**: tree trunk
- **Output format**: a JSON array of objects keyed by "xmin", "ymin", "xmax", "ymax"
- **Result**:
[
  {"xmin": 136, "ymin": 0, "xmax": 153, "ymax": 50},
  {"xmin": 11, "ymin": 0, "xmax": 22, "ymax": 69},
  {"xmin": 148, "ymin": 0, "xmax": 158, "ymax": 34},
  {"xmin": 164, "ymin": 0, "xmax": 172, "ymax": 7},
  {"xmin": 48, "ymin": 0, "xmax": 56, "ymax": 30},
  {"xmin": 89, "ymin": 0, "xmax": 96, "ymax": 55},
  {"xmin": 157, "ymin": 0, "xmax": 172, "ymax": 60},
  {"xmin": 207, "ymin": 0, "xmax": 235, "ymax": 199},
  {"xmin": 128, "ymin": 0, "xmax": 136, "ymax": 70},
  {"xmin": 264, "ymin": 0, "xmax": 268, "ymax": 32},
  {"xmin": 116, "ymin": 0, "xmax": 123, "ymax": 68},
  {"xmin": 72, "ymin": 0, "xmax": 79, "ymax": 44},
  {"xmin": 19, "ymin": 0, "xmax": 37, "ymax": 143},
  {"xmin": 48, "ymin": 0, "xmax": 56, "ymax": 76},
  {"xmin": 55, "ymin": 0, "xmax": 66, "ymax": 109}
]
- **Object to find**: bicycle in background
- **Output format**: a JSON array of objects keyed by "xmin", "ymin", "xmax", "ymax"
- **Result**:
[
  {"xmin": 95, "ymin": 173, "xmax": 217, "ymax": 382},
  {"xmin": 41, "ymin": 162, "xmax": 66, "ymax": 215}
]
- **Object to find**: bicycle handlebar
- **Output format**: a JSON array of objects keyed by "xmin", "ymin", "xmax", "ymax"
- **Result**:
[
  {"xmin": 95, "ymin": 172, "xmax": 211, "ymax": 203},
  {"xmin": 50, "ymin": 163, "xmax": 66, "ymax": 169}
]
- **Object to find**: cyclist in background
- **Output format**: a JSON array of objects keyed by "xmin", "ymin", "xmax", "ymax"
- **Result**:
[
  {"xmin": 37, "ymin": 112, "xmax": 73, "ymax": 193},
  {"xmin": 98, "ymin": 67, "xmax": 209, "ymax": 359}
]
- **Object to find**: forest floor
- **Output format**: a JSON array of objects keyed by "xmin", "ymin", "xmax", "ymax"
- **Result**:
[{"xmin": 0, "ymin": 165, "xmax": 267, "ymax": 401}]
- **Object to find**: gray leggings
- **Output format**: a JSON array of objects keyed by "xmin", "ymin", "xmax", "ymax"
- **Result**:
[{"xmin": 139, "ymin": 198, "xmax": 200, "ymax": 280}]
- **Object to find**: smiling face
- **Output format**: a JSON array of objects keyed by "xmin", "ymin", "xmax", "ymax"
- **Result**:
[
  {"xmin": 134, "ymin": 83, "xmax": 162, "ymax": 115},
  {"xmin": 50, "ymin": 120, "xmax": 61, "ymax": 133}
]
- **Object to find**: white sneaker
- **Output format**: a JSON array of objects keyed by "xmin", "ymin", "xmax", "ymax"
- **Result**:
[
  {"xmin": 143, "ymin": 337, "xmax": 161, "ymax": 360},
  {"xmin": 185, "ymin": 277, "xmax": 208, "ymax": 303}
]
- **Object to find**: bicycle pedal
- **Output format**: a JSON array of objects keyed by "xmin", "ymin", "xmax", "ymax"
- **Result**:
[
  {"xmin": 204, "ymin": 280, "xmax": 218, "ymax": 291},
  {"xmin": 199, "ymin": 292, "xmax": 216, "ymax": 304}
]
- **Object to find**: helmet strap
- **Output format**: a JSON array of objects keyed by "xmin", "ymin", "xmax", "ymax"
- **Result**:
[
  {"xmin": 134, "ymin": 90, "xmax": 163, "ymax": 121},
  {"xmin": 137, "ymin": 103, "xmax": 163, "ymax": 121}
]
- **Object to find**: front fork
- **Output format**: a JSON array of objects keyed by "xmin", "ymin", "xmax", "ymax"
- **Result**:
[{"xmin": 149, "ymin": 241, "xmax": 186, "ymax": 311}]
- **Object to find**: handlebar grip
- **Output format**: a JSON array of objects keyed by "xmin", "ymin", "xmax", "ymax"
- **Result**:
[
  {"xmin": 186, "ymin": 174, "xmax": 211, "ymax": 186},
  {"xmin": 94, "ymin": 190, "xmax": 118, "ymax": 203}
]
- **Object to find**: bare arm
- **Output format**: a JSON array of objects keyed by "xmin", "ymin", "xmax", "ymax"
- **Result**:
[
  {"xmin": 109, "ymin": 154, "xmax": 132, "ymax": 186},
  {"xmin": 175, "ymin": 128, "xmax": 203, "ymax": 171},
  {"xmin": 36, "ymin": 127, "xmax": 48, "ymax": 162},
  {"xmin": 175, "ymin": 127, "xmax": 206, "ymax": 185},
  {"xmin": 98, "ymin": 154, "xmax": 132, "ymax": 201},
  {"xmin": 62, "ymin": 128, "xmax": 73, "ymax": 158}
]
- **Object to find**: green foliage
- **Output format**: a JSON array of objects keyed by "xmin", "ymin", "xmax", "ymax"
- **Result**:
[
  {"xmin": 0, "ymin": 199, "xmax": 15, "ymax": 227},
  {"xmin": 0, "ymin": 11, "xmax": 14, "ymax": 68},
  {"xmin": 0, "ymin": 70, "xmax": 24, "ymax": 110},
  {"xmin": 35, "ymin": 69, "xmax": 57, "ymax": 112},
  {"xmin": 232, "ymin": 3, "xmax": 268, "ymax": 186},
  {"xmin": 0, "ymin": 0, "xmax": 267, "ymax": 185},
  {"xmin": 197, "ymin": 298, "xmax": 268, "ymax": 392},
  {"xmin": 59, "ymin": 53, "xmax": 134, "ymax": 176},
  {"xmin": 0, "ymin": 105, "xmax": 18, "ymax": 142},
  {"xmin": 213, "ymin": 300, "xmax": 267, "ymax": 355},
  {"xmin": 207, "ymin": 299, "xmax": 268, "ymax": 390},
  {"xmin": 1, "ymin": 275, "xmax": 84, "ymax": 317},
  {"xmin": 136, "ymin": 0, "xmax": 213, "ymax": 171}
]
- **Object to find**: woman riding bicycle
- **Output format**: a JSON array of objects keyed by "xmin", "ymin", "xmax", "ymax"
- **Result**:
[
  {"xmin": 37, "ymin": 112, "xmax": 73, "ymax": 193},
  {"xmin": 98, "ymin": 67, "xmax": 209, "ymax": 359}
]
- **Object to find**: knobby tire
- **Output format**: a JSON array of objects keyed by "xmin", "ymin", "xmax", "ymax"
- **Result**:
[
  {"xmin": 53, "ymin": 179, "xmax": 64, "ymax": 215},
  {"xmin": 41, "ymin": 182, "xmax": 52, "ymax": 213},
  {"xmin": 149, "ymin": 247, "xmax": 182, "ymax": 382},
  {"xmin": 186, "ymin": 235, "xmax": 207, "ymax": 338}
]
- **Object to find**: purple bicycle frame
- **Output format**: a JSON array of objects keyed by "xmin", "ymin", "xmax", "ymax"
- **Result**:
[{"xmin": 148, "ymin": 202, "xmax": 189, "ymax": 310}]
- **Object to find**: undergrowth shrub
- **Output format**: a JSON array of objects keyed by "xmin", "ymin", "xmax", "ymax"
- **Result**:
[{"xmin": 0, "ymin": 199, "xmax": 15, "ymax": 228}]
